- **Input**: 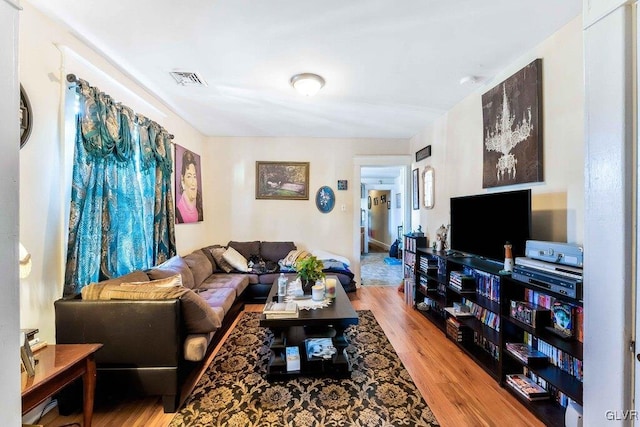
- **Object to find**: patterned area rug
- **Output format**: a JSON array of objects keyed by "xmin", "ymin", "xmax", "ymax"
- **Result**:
[
  {"xmin": 171, "ymin": 311, "xmax": 439, "ymax": 427},
  {"xmin": 360, "ymin": 251, "xmax": 403, "ymax": 286}
]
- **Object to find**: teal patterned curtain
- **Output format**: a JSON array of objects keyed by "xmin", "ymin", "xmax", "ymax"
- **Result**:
[{"xmin": 64, "ymin": 79, "xmax": 176, "ymax": 296}]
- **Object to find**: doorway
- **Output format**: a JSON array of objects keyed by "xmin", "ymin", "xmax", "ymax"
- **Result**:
[{"xmin": 353, "ymin": 156, "xmax": 412, "ymax": 287}]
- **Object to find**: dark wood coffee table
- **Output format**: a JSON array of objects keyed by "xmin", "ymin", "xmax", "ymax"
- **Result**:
[{"xmin": 260, "ymin": 275, "xmax": 358, "ymax": 380}]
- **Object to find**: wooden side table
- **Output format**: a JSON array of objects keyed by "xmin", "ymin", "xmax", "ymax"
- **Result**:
[{"xmin": 21, "ymin": 343, "xmax": 102, "ymax": 427}]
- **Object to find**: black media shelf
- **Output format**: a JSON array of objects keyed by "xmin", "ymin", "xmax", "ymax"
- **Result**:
[
  {"xmin": 457, "ymin": 317, "xmax": 500, "ymax": 345},
  {"xmin": 412, "ymin": 247, "xmax": 583, "ymax": 427},
  {"xmin": 502, "ymin": 316, "xmax": 583, "ymax": 360},
  {"xmin": 503, "ymin": 350, "xmax": 583, "ymax": 404}
]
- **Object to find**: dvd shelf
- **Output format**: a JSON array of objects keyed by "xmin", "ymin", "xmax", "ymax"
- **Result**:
[
  {"xmin": 403, "ymin": 233, "xmax": 427, "ymax": 306},
  {"xmin": 413, "ymin": 248, "xmax": 583, "ymax": 427}
]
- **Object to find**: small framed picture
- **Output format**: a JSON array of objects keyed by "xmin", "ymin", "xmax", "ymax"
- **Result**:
[
  {"xmin": 337, "ymin": 180, "xmax": 348, "ymax": 190},
  {"xmin": 380, "ymin": 194, "xmax": 386, "ymax": 203},
  {"xmin": 374, "ymin": 197, "xmax": 379, "ymax": 206},
  {"xmin": 20, "ymin": 334, "xmax": 35, "ymax": 376},
  {"xmin": 368, "ymin": 196, "xmax": 372, "ymax": 209},
  {"xmin": 387, "ymin": 200, "xmax": 391, "ymax": 209}
]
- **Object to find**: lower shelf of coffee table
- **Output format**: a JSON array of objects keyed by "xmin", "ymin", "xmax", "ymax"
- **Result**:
[{"xmin": 266, "ymin": 326, "xmax": 352, "ymax": 380}]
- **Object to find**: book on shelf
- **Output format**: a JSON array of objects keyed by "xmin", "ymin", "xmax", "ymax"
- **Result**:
[
  {"xmin": 505, "ymin": 342, "xmax": 548, "ymax": 365},
  {"xmin": 505, "ymin": 374, "xmax": 549, "ymax": 401},
  {"xmin": 285, "ymin": 346, "xmax": 301, "ymax": 371},
  {"xmin": 304, "ymin": 338, "xmax": 336, "ymax": 360},
  {"xmin": 263, "ymin": 301, "xmax": 299, "ymax": 319}
]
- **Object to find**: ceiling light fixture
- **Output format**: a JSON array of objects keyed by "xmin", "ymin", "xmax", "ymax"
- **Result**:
[{"xmin": 290, "ymin": 73, "xmax": 325, "ymax": 96}]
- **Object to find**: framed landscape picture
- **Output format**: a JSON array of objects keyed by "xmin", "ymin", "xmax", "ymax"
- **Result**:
[{"xmin": 255, "ymin": 161, "xmax": 310, "ymax": 200}]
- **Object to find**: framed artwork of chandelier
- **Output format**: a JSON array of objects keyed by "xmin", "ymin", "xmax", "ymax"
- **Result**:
[{"xmin": 481, "ymin": 59, "xmax": 543, "ymax": 188}]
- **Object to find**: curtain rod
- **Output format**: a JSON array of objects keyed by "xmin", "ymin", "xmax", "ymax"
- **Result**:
[{"xmin": 66, "ymin": 73, "xmax": 175, "ymax": 140}]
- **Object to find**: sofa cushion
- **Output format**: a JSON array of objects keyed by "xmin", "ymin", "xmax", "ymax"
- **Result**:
[
  {"xmin": 147, "ymin": 255, "xmax": 195, "ymax": 289},
  {"xmin": 223, "ymin": 246, "xmax": 249, "ymax": 272},
  {"xmin": 228, "ymin": 240, "xmax": 261, "ymax": 260},
  {"xmin": 195, "ymin": 287, "xmax": 236, "ymax": 315},
  {"xmin": 81, "ymin": 276, "xmax": 223, "ymax": 333},
  {"xmin": 260, "ymin": 241, "xmax": 297, "ymax": 263},
  {"xmin": 199, "ymin": 273, "xmax": 250, "ymax": 297},
  {"xmin": 209, "ymin": 247, "xmax": 234, "ymax": 273},
  {"xmin": 183, "ymin": 250, "xmax": 214, "ymax": 288}
]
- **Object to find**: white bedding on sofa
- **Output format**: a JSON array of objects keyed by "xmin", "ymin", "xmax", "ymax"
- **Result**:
[{"xmin": 311, "ymin": 249, "xmax": 351, "ymax": 267}]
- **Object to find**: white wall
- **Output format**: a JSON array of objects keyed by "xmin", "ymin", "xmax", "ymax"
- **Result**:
[
  {"xmin": 409, "ymin": 16, "xmax": 584, "ymax": 248},
  {"xmin": 18, "ymin": 3, "xmax": 207, "ymax": 344},
  {"xmin": 1, "ymin": 1, "xmax": 23, "ymax": 425},
  {"xmin": 584, "ymin": 0, "xmax": 635, "ymax": 423},
  {"xmin": 203, "ymin": 138, "xmax": 409, "ymax": 284}
]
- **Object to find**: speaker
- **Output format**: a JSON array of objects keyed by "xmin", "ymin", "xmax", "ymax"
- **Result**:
[{"xmin": 565, "ymin": 399, "xmax": 583, "ymax": 427}]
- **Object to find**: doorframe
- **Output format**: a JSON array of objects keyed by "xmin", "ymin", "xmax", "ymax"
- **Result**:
[{"xmin": 353, "ymin": 155, "xmax": 412, "ymax": 287}]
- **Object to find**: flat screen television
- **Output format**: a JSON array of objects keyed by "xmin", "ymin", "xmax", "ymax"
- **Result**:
[{"xmin": 449, "ymin": 189, "xmax": 531, "ymax": 262}]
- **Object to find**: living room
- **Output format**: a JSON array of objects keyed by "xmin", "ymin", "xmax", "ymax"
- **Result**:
[{"xmin": 2, "ymin": 0, "xmax": 634, "ymax": 425}]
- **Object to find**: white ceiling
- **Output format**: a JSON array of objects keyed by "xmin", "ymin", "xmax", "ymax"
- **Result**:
[{"xmin": 28, "ymin": 0, "xmax": 581, "ymax": 139}]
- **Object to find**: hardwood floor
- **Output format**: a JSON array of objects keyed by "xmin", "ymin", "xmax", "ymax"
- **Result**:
[{"xmin": 39, "ymin": 286, "xmax": 543, "ymax": 427}]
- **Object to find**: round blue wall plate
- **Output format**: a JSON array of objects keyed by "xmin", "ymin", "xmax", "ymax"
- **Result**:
[{"xmin": 316, "ymin": 186, "xmax": 335, "ymax": 213}]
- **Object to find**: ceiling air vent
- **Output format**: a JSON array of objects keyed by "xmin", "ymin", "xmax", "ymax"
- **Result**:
[{"xmin": 169, "ymin": 71, "xmax": 208, "ymax": 87}]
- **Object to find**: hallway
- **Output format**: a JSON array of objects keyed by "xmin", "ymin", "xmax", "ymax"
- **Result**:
[{"xmin": 360, "ymin": 247, "xmax": 403, "ymax": 287}]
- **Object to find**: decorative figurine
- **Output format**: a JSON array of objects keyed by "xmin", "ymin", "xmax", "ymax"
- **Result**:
[
  {"xmin": 435, "ymin": 224, "xmax": 450, "ymax": 251},
  {"xmin": 503, "ymin": 241, "xmax": 514, "ymax": 272}
]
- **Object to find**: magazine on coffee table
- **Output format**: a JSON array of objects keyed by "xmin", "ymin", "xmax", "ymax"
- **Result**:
[{"xmin": 304, "ymin": 338, "xmax": 336, "ymax": 360}]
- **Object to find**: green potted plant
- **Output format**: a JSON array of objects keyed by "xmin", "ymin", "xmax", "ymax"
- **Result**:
[{"xmin": 295, "ymin": 255, "xmax": 326, "ymax": 293}]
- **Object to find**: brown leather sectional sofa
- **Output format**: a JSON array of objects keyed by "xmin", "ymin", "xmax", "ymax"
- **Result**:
[{"xmin": 54, "ymin": 241, "xmax": 356, "ymax": 412}]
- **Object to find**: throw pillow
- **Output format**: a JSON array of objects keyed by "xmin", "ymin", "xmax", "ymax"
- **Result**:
[
  {"xmin": 147, "ymin": 255, "xmax": 195, "ymax": 289},
  {"xmin": 281, "ymin": 249, "xmax": 311, "ymax": 267},
  {"xmin": 209, "ymin": 247, "xmax": 234, "ymax": 273},
  {"xmin": 201, "ymin": 245, "xmax": 223, "ymax": 271},
  {"xmin": 183, "ymin": 250, "xmax": 214, "ymax": 288},
  {"xmin": 223, "ymin": 246, "xmax": 249, "ymax": 272}
]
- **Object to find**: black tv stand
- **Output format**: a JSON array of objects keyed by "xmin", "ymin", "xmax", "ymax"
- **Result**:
[
  {"xmin": 445, "ymin": 250, "xmax": 465, "ymax": 257},
  {"xmin": 411, "ymin": 247, "xmax": 583, "ymax": 427}
]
